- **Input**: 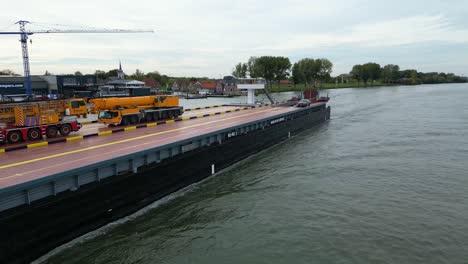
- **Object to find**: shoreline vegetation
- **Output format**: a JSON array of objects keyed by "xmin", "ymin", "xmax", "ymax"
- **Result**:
[{"xmin": 233, "ymin": 56, "xmax": 467, "ymax": 94}]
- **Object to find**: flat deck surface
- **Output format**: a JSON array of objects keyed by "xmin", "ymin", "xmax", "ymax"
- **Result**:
[{"xmin": 0, "ymin": 105, "xmax": 305, "ymax": 189}]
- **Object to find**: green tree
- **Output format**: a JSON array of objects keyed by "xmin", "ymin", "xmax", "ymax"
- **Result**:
[
  {"xmin": 74, "ymin": 71, "xmax": 83, "ymax": 76},
  {"xmin": 291, "ymin": 62, "xmax": 303, "ymax": 87},
  {"xmin": 253, "ymin": 56, "xmax": 277, "ymax": 88},
  {"xmin": 160, "ymin": 74, "xmax": 171, "ymax": 89},
  {"xmin": 131, "ymin": 69, "xmax": 145, "ymax": 80},
  {"xmin": 146, "ymin": 71, "xmax": 162, "ymax": 84},
  {"xmin": 382, "ymin": 64, "xmax": 400, "ymax": 83},
  {"xmin": 0, "ymin": 69, "xmax": 18, "ymax": 76},
  {"xmin": 350, "ymin": 64, "xmax": 364, "ymax": 85},
  {"xmin": 247, "ymin": 57, "xmax": 261, "ymax": 78},
  {"xmin": 232, "ymin": 62, "xmax": 248, "ymax": 78},
  {"xmin": 295, "ymin": 58, "xmax": 327, "ymax": 88},
  {"xmin": 272, "ymin": 56, "xmax": 291, "ymax": 88},
  {"xmin": 363, "ymin": 63, "xmax": 381, "ymax": 82},
  {"xmin": 106, "ymin": 69, "xmax": 119, "ymax": 79},
  {"xmin": 316, "ymin": 58, "xmax": 333, "ymax": 82},
  {"xmin": 95, "ymin": 70, "xmax": 107, "ymax": 80},
  {"xmin": 350, "ymin": 63, "xmax": 380, "ymax": 85}
]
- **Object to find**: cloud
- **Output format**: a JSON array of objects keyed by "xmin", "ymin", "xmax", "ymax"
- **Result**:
[
  {"xmin": 1, "ymin": 1, "xmax": 468, "ymax": 77},
  {"xmin": 260, "ymin": 15, "xmax": 468, "ymax": 51}
]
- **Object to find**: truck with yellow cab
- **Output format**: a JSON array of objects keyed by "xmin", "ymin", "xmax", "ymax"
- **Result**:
[
  {"xmin": 0, "ymin": 99, "xmax": 87, "ymax": 144},
  {"xmin": 88, "ymin": 95, "xmax": 183, "ymax": 126}
]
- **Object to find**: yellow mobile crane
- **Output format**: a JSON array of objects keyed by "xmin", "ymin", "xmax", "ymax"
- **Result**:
[{"xmin": 89, "ymin": 95, "xmax": 183, "ymax": 126}]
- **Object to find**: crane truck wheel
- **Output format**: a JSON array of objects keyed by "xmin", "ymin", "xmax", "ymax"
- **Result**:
[
  {"xmin": 121, "ymin": 117, "xmax": 130, "ymax": 126},
  {"xmin": 152, "ymin": 112, "xmax": 159, "ymax": 121},
  {"xmin": 173, "ymin": 111, "xmax": 180, "ymax": 118},
  {"xmin": 46, "ymin": 126, "xmax": 59, "ymax": 138},
  {"xmin": 7, "ymin": 130, "xmax": 23, "ymax": 144},
  {"xmin": 59, "ymin": 124, "xmax": 72, "ymax": 136},
  {"xmin": 167, "ymin": 111, "xmax": 174, "ymax": 119},
  {"xmin": 145, "ymin": 113, "xmax": 153, "ymax": 122},
  {"xmin": 130, "ymin": 115, "xmax": 139, "ymax": 124},
  {"xmin": 27, "ymin": 128, "xmax": 42, "ymax": 141}
]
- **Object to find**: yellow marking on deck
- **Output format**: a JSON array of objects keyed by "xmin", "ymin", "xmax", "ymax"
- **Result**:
[
  {"xmin": 165, "ymin": 120, "xmax": 175, "ymax": 124},
  {"xmin": 80, "ymin": 121, "xmax": 93, "ymax": 125},
  {"xmin": 124, "ymin": 126, "xmax": 136, "ymax": 131},
  {"xmin": 182, "ymin": 117, "xmax": 190, "ymax": 121},
  {"xmin": 27, "ymin": 142, "xmax": 48, "ymax": 149},
  {"xmin": 209, "ymin": 113, "xmax": 216, "ymax": 116},
  {"xmin": 146, "ymin": 122, "xmax": 157, "ymax": 127},
  {"xmin": 0, "ymin": 149, "xmax": 5, "ymax": 153},
  {"xmin": 98, "ymin": 130, "xmax": 112, "ymax": 136},
  {"xmin": 196, "ymin": 115, "xmax": 204, "ymax": 119},
  {"xmin": 0, "ymin": 107, "xmax": 277, "ymax": 171},
  {"xmin": 66, "ymin": 136, "xmax": 84, "ymax": 142},
  {"xmin": 220, "ymin": 111, "xmax": 226, "ymax": 114}
]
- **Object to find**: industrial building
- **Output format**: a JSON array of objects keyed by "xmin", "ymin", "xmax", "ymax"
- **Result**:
[
  {"xmin": 0, "ymin": 76, "xmax": 49, "ymax": 101},
  {"xmin": 0, "ymin": 75, "xmax": 97, "ymax": 101}
]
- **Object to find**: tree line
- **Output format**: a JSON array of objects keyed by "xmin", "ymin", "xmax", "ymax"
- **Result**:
[
  {"xmin": 349, "ymin": 63, "xmax": 467, "ymax": 85},
  {"xmin": 232, "ymin": 56, "xmax": 333, "ymax": 88},
  {"xmin": 0, "ymin": 69, "xmax": 20, "ymax": 76},
  {"xmin": 233, "ymin": 57, "xmax": 467, "ymax": 87}
]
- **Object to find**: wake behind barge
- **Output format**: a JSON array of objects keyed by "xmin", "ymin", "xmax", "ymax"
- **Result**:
[{"xmin": 0, "ymin": 102, "xmax": 330, "ymax": 264}]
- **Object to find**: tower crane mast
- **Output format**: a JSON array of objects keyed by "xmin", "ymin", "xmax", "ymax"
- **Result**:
[{"xmin": 0, "ymin": 20, "xmax": 153, "ymax": 98}]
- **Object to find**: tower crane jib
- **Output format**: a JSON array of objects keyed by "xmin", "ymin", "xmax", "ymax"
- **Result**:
[{"xmin": 0, "ymin": 20, "xmax": 153, "ymax": 98}]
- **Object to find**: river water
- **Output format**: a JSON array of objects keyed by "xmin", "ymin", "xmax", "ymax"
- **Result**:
[{"xmin": 44, "ymin": 84, "xmax": 468, "ymax": 264}]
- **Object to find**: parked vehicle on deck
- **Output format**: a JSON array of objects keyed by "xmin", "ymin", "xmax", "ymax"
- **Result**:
[
  {"xmin": 296, "ymin": 99, "xmax": 311, "ymax": 107},
  {"xmin": 88, "ymin": 95, "xmax": 183, "ymax": 126}
]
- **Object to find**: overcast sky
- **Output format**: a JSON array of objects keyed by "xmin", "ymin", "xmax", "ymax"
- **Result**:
[{"xmin": 1, "ymin": 0, "xmax": 468, "ymax": 78}]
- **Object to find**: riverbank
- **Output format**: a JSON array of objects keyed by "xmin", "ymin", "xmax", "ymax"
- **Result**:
[{"xmin": 268, "ymin": 82, "xmax": 393, "ymax": 93}]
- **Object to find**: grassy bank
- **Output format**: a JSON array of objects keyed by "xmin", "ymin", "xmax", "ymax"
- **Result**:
[{"xmin": 268, "ymin": 82, "xmax": 393, "ymax": 93}]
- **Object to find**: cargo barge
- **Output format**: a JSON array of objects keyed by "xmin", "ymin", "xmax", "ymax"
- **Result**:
[{"xmin": 0, "ymin": 102, "xmax": 330, "ymax": 264}]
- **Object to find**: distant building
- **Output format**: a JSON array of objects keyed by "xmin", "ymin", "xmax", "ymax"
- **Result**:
[
  {"xmin": 0, "ymin": 76, "xmax": 49, "ymax": 101},
  {"xmin": 171, "ymin": 82, "xmax": 179, "ymax": 92},
  {"xmin": 198, "ymin": 80, "xmax": 217, "ymax": 95},
  {"xmin": 97, "ymin": 62, "xmax": 152, "ymax": 97},
  {"xmin": 215, "ymin": 80, "xmax": 223, "ymax": 94},
  {"xmin": 98, "ymin": 79, "xmax": 148, "ymax": 97},
  {"xmin": 222, "ymin": 76, "xmax": 239, "ymax": 95},
  {"xmin": 143, "ymin": 77, "xmax": 161, "ymax": 89},
  {"xmin": 337, "ymin": 73, "xmax": 353, "ymax": 83},
  {"xmin": 47, "ymin": 75, "xmax": 97, "ymax": 97},
  {"xmin": 106, "ymin": 79, "xmax": 145, "ymax": 88}
]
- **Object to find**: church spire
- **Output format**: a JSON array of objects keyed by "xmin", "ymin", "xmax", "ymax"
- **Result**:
[{"xmin": 117, "ymin": 60, "xmax": 125, "ymax": 80}]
